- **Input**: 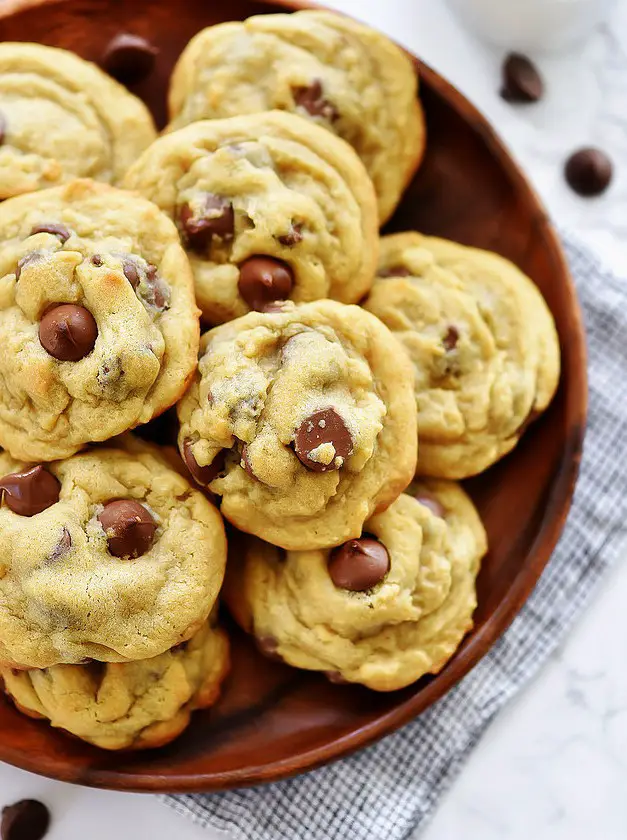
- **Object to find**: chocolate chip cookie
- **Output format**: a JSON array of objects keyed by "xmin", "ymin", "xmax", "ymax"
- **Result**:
[
  {"xmin": 364, "ymin": 232, "xmax": 561, "ymax": 478},
  {"xmin": 0, "ymin": 42, "xmax": 156, "ymax": 200},
  {"xmin": 177, "ymin": 300, "xmax": 417, "ymax": 550},
  {"xmin": 1, "ymin": 618, "xmax": 229, "ymax": 750},
  {"xmin": 123, "ymin": 111, "xmax": 378, "ymax": 325},
  {"xmin": 168, "ymin": 10, "xmax": 425, "ymax": 224},
  {"xmin": 225, "ymin": 480, "xmax": 486, "ymax": 691},
  {"xmin": 0, "ymin": 440, "xmax": 226, "ymax": 669},
  {"xmin": 0, "ymin": 179, "xmax": 200, "ymax": 462}
]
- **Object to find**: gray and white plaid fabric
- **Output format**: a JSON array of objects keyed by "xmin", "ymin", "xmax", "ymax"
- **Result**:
[{"xmin": 166, "ymin": 234, "xmax": 627, "ymax": 840}]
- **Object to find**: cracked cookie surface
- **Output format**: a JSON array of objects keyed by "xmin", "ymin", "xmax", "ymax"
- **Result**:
[
  {"xmin": 364, "ymin": 233, "xmax": 561, "ymax": 478},
  {"xmin": 0, "ymin": 179, "xmax": 200, "ymax": 462},
  {"xmin": 225, "ymin": 480, "xmax": 486, "ymax": 691},
  {"xmin": 1, "ymin": 618, "xmax": 229, "ymax": 750},
  {"xmin": 168, "ymin": 10, "xmax": 424, "ymax": 224},
  {"xmin": 123, "ymin": 111, "xmax": 378, "ymax": 325},
  {"xmin": 0, "ymin": 440, "xmax": 226, "ymax": 669},
  {"xmin": 0, "ymin": 42, "xmax": 156, "ymax": 199},
  {"xmin": 177, "ymin": 300, "xmax": 417, "ymax": 550}
]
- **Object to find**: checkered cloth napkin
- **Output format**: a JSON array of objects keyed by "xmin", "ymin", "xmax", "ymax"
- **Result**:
[{"xmin": 166, "ymin": 235, "xmax": 627, "ymax": 840}]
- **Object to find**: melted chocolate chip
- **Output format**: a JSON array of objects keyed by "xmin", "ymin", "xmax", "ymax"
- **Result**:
[
  {"xmin": 325, "ymin": 670, "xmax": 350, "ymax": 685},
  {"xmin": 39, "ymin": 304, "xmax": 98, "ymax": 361},
  {"xmin": 377, "ymin": 265, "xmax": 412, "ymax": 278},
  {"xmin": 182, "ymin": 439, "xmax": 225, "ymax": 487},
  {"xmin": 178, "ymin": 195, "xmax": 234, "ymax": 251},
  {"xmin": 98, "ymin": 500, "xmax": 156, "ymax": 558},
  {"xmin": 255, "ymin": 635, "xmax": 283, "ymax": 662},
  {"xmin": 0, "ymin": 466, "xmax": 60, "ymax": 517},
  {"xmin": 1, "ymin": 799, "xmax": 50, "ymax": 840},
  {"xmin": 49, "ymin": 527, "xmax": 72, "ymax": 562},
  {"xmin": 102, "ymin": 33, "xmax": 158, "ymax": 85},
  {"xmin": 292, "ymin": 79, "xmax": 338, "ymax": 121},
  {"xmin": 443, "ymin": 326, "xmax": 459, "ymax": 351},
  {"xmin": 294, "ymin": 408, "xmax": 353, "ymax": 472},
  {"xmin": 145, "ymin": 264, "xmax": 169, "ymax": 309},
  {"xmin": 328, "ymin": 537, "xmax": 390, "ymax": 591},
  {"xmin": 565, "ymin": 148, "xmax": 613, "ymax": 197},
  {"xmin": 500, "ymin": 53, "xmax": 544, "ymax": 103},
  {"xmin": 277, "ymin": 223, "xmax": 303, "ymax": 247},
  {"xmin": 15, "ymin": 251, "xmax": 42, "ymax": 281},
  {"xmin": 29, "ymin": 222, "xmax": 71, "ymax": 243},
  {"xmin": 238, "ymin": 256, "xmax": 294, "ymax": 311},
  {"xmin": 0, "ymin": 112, "xmax": 6, "ymax": 146},
  {"xmin": 415, "ymin": 494, "xmax": 446, "ymax": 518}
]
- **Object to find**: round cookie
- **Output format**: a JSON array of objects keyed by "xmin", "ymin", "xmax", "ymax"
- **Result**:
[
  {"xmin": 225, "ymin": 480, "xmax": 487, "ymax": 691},
  {"xmin": 364, "ymin": 232, "xmax": 561, "ymax": 479},
  {"xmin": 177, "ymin": 300, "xmax": 417, "ymax": 550},
  {"xmin": 1, "ymin": 618, "xmax": 229, "ymax": 751},
  {"xmin": 0, "ymin": 440, "xmax": 226, "ymax": 669},
  {"xmin": 0, "ymin": 179, "xmax": 200, "ymax": 462},
  {"xmin": 0, "ymin": 42, "xmax": 156, "ymax": 199},
  {"xmin": 169, "ymin": 11, "xmax": 425, "ymax": 224},
  {"xmin": 123, "ymin": 111, "xmax": 378, "ymax": 325},
  {"xmin": 168, "ymin": 10, "xmax": 424, "ymax": 224}
]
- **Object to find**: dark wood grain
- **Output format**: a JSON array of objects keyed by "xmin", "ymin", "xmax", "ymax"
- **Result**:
[{"xmin": 0, "ymin": 0, "xmax": 587, "ymax": 792}]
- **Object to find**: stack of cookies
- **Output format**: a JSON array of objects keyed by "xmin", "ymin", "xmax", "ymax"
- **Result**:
[{"xmin": 0, "ymin": 10, "xmax": 560, "ymax": 748}]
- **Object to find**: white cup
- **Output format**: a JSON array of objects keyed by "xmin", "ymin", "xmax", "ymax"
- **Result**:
[{"xmin": 448, "ymin": 0, "xmax": 616, "ymax": 53}]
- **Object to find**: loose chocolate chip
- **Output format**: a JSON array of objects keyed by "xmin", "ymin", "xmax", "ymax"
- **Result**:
[
  {"xmin": 255, "ymin": 635, "xmax": 283, "ymax": 662},
  {"xmin": 238, "ymin": 256, "xmax": 294, "ymax": 311},
  {"xmin": 122, "ymin": 258, "xmax": 140, "ymax": 288},
  {"xmin": 564, "ymin": 148, "xmax": 613, "ymax": 197},
  {"xmin": 294, "ymin": 408, "xmax": 353, "ymax": 472},
  {"xmin": 29, "ymin": 222, "xmax": 71, "ymax": 244},
  {"xmin": 49, "ymin": 527, "xmax": 72, "ymax": 561},
  {"xmin": 102, "ymin": 33, "xmax": 158, "ymax": 85},
  {"xmin": 0, "ymin": 466, "xmax": 60, "ymax": 517},
  {"xmin": 1, "ymin": 799, "xmax": 50, "ymax": 840},
  {"xmin": 0, "ymin": 111, "xmax": 6, "ymax": 146},
  {"xmin": 292, "ymin": 79, "xmax": 338, "ymax": 121},
  {"xmin": 328, "ymin": 537, "xmax": 390, "ymax": 591},
  {"xmin": 91, "ymin": 254, "xmax": 103, "ymax": 266},
  {"xmin": 377, "ymin": 265, "xmax": 412, "ymax": 278},
  {"xmin": 277, "ymin": 223, "xmax": 303, "ymax": 247},
  {"xmin": 39, "ymin": 304, "xmax": 98, "ymax": 361},
  {"xmin": 415, "ymin": 494, "xmax": 446, "ymax": 518},
  {"xmin": 98, "ymin": 499, "xmax": 156, "ymax": 558},
  {"xmin": 15, "ymin": 251, "xmax": 42, "ymax": 281},
  {"xmin": 178, "ymin": 195, "xmax": 234, "ymax": 251},
  {"xmin": 443, "ymin": 326, "xmax": 459, "ymax": 351},
  {"xmin": 500, "ymin": 53, "xmax": 544, "ymax": 103},
  {"xmin": 182, "ymin": 438, "xmax": 225, "ymax": 487},
  {"xmin": 325, "ymin": 670, "xmax": 350, "ymax": 685}
]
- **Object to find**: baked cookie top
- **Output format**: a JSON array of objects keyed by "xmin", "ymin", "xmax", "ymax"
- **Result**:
[
  {"xmin": 0, "ymin": 179, "xmax": 200, "ymax": 462},
  {"xmin": 1, "ymin": 618, "xmax": 229, "ymax": 751},
  {"xmin": 225, "ymin": 480, "xmax": 486, "ymax": 691},
  {"xmin": 364, "ymin": 232, "xmax": 561, "ymax": 478},
  {"xmin": 0, "ymin": 441, "xmax": 226, "ymax": 669},
  {"xmin": 167, "ymin": 11, "xmax": 424, "ymax": 224},
  {"xmin": 177, "ymin": 300, "xmax": 417, "ymax": 550},
  {"xmin": 0, "ymin": 42, "xmax": 156, "ymax": 199},
  {"xmin": 123, "ymin": 111, "xmax": 378, "ymax": 325}
]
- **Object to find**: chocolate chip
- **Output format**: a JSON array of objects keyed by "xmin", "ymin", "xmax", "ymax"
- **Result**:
[
  {"xmin": 145, "ymin": 264, "xmax": 169, "ymax": 310},
  {"xmin": 90, "ymin": 254, "xmax": 103, "ymax": 266},
  {"xmin": 377, "ymin": 265, "xmax": 412, "ymax": 278},
  {"xmin": 500, "ymin": 53, "xmax": 543, "ymax": 103},
  {"xmin": 0, "ymin": 466, "xmax": 60, "ymax": 517},
  {"xmin": 178, "ymin": 195, "xmax": 234, "ymax": 251},
  {"xmin": 182, "ymin": 438, "xmax": 225, "ymax": 487},
  {"xmin": 294, "ymin": 408, "xmax": 353, "ymax": 472},
  {"xmin": 122, "ymin": 258, "xmax": 140, "ymax": 288},
  {"xmin": 15, "ymin": 251, "xmax": 42, "ymax": 281},
  {"xmin": 415, "ymin": 494, "xmax": 446, "ymax": 518},
  {"xmin": 49, "ymin": 527, "xmax": 72, "ymax": 561},
  {"xmin": 0, "ymin": 112, "xmax": 6, "ymax": 146},
  {"xmin": 327, "ymin": 537, "xmax": 390, "ymax": 591},
  {"xmin": 325, "ymin": 670, "xmax": 350, "ymax": 685},
  {"xmin": 277, "ymin": 223, "xmax": 303, "ymax": 247},
  {"xmin": 564, "ymin": 148, "xmax": 613, "ymax": 197},
  {"xmin": 240, "ymin": 444, "xmax": 256, "ymax": 479},
  {"xmin": 98, "ymin": 500, "xmax": 156, "ymax": 558},
  {"xmin": 102, "ymin": 33, "xmax": 158, "ymax": 85},
  {"xmin": 238, "ymin": 256, "xmax": 294, "ymax": 311},
  {"xmin": 443, "ymin": 326, "xmax": 459, "ymax": 351},
  {"xmin": 255, "ymin": 635, "xmax": 283, "ymax": 662},
  {"xmin": 39, "ymin": 304, "xmax": 98, "ymax": 361},
  {"xmin": 261, "ymin": 301, "xmax": 289, "ymax": 314},
  {"xmin": 29, "ymin": 223, "xmax": 71, "ymax": 243},
  {"xmin": 1, "ymin": 799, "xmax": 50, "ymax": 840},
  {"xmin": 292, "ymin": 79, "xmax": 338, "ymax": 121}
]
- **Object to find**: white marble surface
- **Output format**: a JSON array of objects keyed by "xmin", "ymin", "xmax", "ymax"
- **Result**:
[{"xmin": 1, "ymin": 2, "xmax": 626, "ymax": 838}]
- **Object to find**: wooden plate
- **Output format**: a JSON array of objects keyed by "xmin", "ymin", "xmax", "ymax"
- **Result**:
[{"xmin": 0, "ymin": 0, "xmax": 587, "ymax": 792}]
